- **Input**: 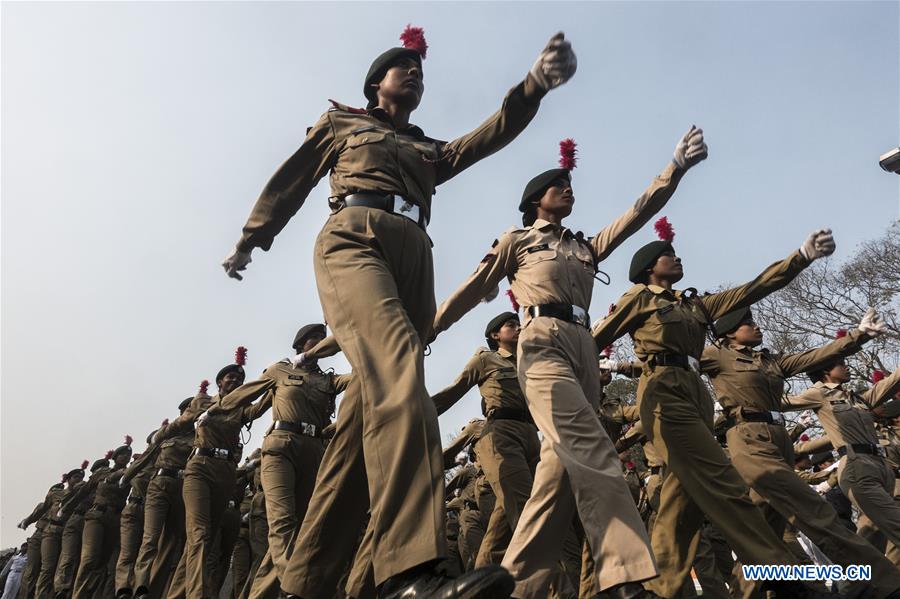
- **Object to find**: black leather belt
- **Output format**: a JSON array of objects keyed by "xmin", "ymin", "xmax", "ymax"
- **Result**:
[
  {"xmin": 487, "ymin": 408, "xmax": 534, "ymax": 425},
  {"xmin": 272, "ymin": 420, "xmax": 321, "ymax": 438},
  {"xmin": 50, "ymin": 519, "xmax": 66, "ymax": 526},
  {"xmin": 647, "ymin": 353, "xmax": 699, "ymax": 371},
  {"xmin": 341, "ymin": 193, "xmax": 428, "ymax": 229},
  {"xmin": 735, "ymin": 411, "xmax": 786, "ymax": 426},
  {"xmin": 155, "ymin": 468, "xmax": 184, "ymax": 479},
  {"xmin": 128, "ymin": 497, "xmax": 144, "ymax": 506},
  {"xmin": 837, "ymin": 443, "xmax": 884, "ymax": 457},
  {"xmin": 650, "ymin": 466, "xmax": 662, "ymax": 475},
  {"xmin": 527, "ymin": 303, "xmax": 589, "ymax": 328},
  {"xmin": 193, "ymin": 447, "xmax": 233, "ymax": 460},
  {"xmin": 463, "ymin": 500, "xmax": 478, "ymax": 510}
]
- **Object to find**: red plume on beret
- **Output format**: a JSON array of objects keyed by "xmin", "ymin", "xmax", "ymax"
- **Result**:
[
  {"xmin": 400, "ymin": 25, "xmax": 428, "ymax": 58},
  {"xmin": 602, "ymin": 345, "xmax": 613, "ymax": 358},
  {"xmin": 835, "ymin": 329, "xmax": 847, "ymax": 339},
  {"xmin": 559, "ymin": 138, "xmax": 577, "ymax": 170},
  {"xmin": 235, "ymin": 346, "xmax": 248, "ymax": 366},
  {"xmin": 800, "ymin": 434, "xmax": 809, "ymax": 442},
  {"xmin": 81, "ymin": 460, "xmax": 89, "ymax": 470},
  {"xmin": 654, "ymin": 217, "xmax": 675, "ymax": 242},
  {"xmin": 105, "ymin": 450, "xmax": 114, "ymax": 460},
  {"xmin": 124, "ymin": 435, "xmax": 133, "ymax": 446},
  {"xmin": 625, "ymin": 461, "xmax": 635, "ymax": 470},
  {"xmin": 506, "ymin": 290, "xmax": 520, "ymax": 312},
  {"xmin": 161, "ymin": 418, "xmax": 170, "ymax": 427},
  {"xmin": 61, "ymin": 473, "xmax": 68, "ymax": 483},
  {"xmin": 873, "ymin": 370, "xmax": 886, "ymax": 384},
  {"xmin": 199, "ymin": 380, "xmax": 209, "ymax": 394},
  {"xmin": 608, "ymin": 303, "xmax": 616, "ymax": 315}
]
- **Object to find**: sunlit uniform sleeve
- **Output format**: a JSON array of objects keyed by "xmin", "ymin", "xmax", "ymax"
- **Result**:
[
  {"xmin": 775, "ymin": 329, "xmax": 868, "ymax": 377},
  {"xmin": 431, "ymin": 354, "xmax": 482, "ymax": 416}
]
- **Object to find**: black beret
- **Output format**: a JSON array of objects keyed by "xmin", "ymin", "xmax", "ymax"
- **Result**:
[
  {"xmin": 178, "ymin": 396, "xmax": 194, "ymax": 413},
  {"xmin": 629, "ymin": 240, "xmax": 674, "ymax": 284},
  {"xmin": 364, "ymin": 47, "xmax": 422, "ymax": 108},
  {"xmin": 113, "ymin": 444, "xmax": 133, "ymax": 459},
  {"xmin": 292, "ymin": 323, "xmax": 327, "ymax": 352},
  {"xmin": 519, "ymin": 168, "xmax": 571, "ymax": 214},
  {"xmin": 66, "ymin": 468, "xmax": 86, "ymax": 479},
  {"xmin": 90, "ymin": 458, "xmax": 109, "ymax": 472},
  {"xmin": 715, "ymin": 308, "xmax": 753, "ymax": 338},
  {"xmin": 879, "ymin": 400, "xmax": 900, "ymax": 419},
  {"xmin": 484, "ymin": 312, "xmax": 519, "ymax": 350},
  {"xmin": 215, "ymin": 364, "xmax": 246, "ymax": 385}
]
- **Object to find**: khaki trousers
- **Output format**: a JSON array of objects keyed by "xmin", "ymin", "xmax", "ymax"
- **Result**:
[
  {"xmin": 54, "ymin": 515, "xmax": 84, "ymax": 594},
  {"xmin": 637, "ymin": 366, "xmax": 796, "ymax": 599},
  {"xmin": 729, "ymin": 423, "xmax": 900, "ymax": 598},
  {"xmin": 36, "ymin": 525, "xmax": 62, "ymax": 599},
  {"xmin": 231, "ymin": 530, "xmax": 251, "ymax": 599},
  {"xmin": 344, "ymin": 525, "xmax": 375, "ymax": 599},
  {"xmin": 133, "ymin": 475, "xmax": 185, "ymax": 599},
  {"xmin": 247, "ymin": 432, "xmax": 325, "ymax": 599},
  {"xmin": 282, "ymin": 208, "xmax": 444, "ymax": 596},
  {"xmin": 18, "ymin": 529, "xmax": 42, "ymax": 599},
  {"xmin": 474, "ymin": 420, "xmax": 540, "ymax": 568},
  {"xmin": 238, "ymin": 494, "xmax": 269, "ymax": 599},
  {"xmin": 72, "ymin": 508, "xmax": 120, "ymax": 599},
  {"xmin": 115, "ymin": 500, "xmax": 145, "ymax": 595},
  {"xmin": 502, "ymin": 317, "xmax": 657, "ymax": 597},
  {"xmin": 213, "ymin": 503, "xmax": 241, "ymax": 596},
  {"xmin": 181, "ymin": 457, "xmax": 235, "ymax": 599},
  {"xmin": 458, "ymin": 506, "xmax": 486, "ymax": 572},
  {"xmin": 840, "ymin": 453, "xmax": 900, "ymax": 551}
]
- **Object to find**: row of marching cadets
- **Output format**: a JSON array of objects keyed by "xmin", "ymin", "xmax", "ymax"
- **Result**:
[{"xmin": 13, "ymin": 22, "xmax": 900, "ymax": 599}]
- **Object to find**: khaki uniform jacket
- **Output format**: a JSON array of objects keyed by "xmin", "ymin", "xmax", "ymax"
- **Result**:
[
  {"xmin": 700, "ymin": 330, "xmax": 868, "ymax": 418},
  {"xmin": 59, "ymin": 468, "xmax": 111, "ymax": 518},
  {"xmin": 432, "ymin": 348, "xmax": 525, "ymax": 416},
  {"xmin": 433, "ymin": 163, "xmax": 687, "ymax": 334},
  {"xmin": 23, "ymin": 485, "xmax": 67, "ymax": 528},
  {"xmin": 90, "ymin": 466, "xmax": 129, "ymax": 511},
  {"xmin": 784, "ymin": 369, "xmax": 900, "ymax": 450},
  {"xmin": 592, "ymin": 251, "xmax": 810, "ymax": 360},
  {"xmin": 877, "ymin": 422, "xmax": 900, "ymax": 474},
  {"xmin": 194, "ymin": 386, "xmax": 273, "ymax": 459},
  {"xmin": 238, "ymin": 75, "xmax": 547, "ymax": 253},
  {"xmin": 228, "ymin": 360, "xmax": 352, "ymax": 432},
  {"xmin": 598, "ymin": 394, "xmax": 641, "ymax": 442},
  {"xmin": 446, "ymin": 465, "xmax": 479, "ymax": 505},
  {"xmin": 442, "ymin": 419, "xmax": 485, "ymax": 470}
]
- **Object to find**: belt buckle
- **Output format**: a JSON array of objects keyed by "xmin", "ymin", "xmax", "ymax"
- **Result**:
[
  {"xmin": 214, "ymin": 448, "xmax": 228, "ymax": 459},
  {"xmin": 302, "ymin": 423, "xmax": 316, "ymax": 437},
  {"xmin": 877, "ymin": 445, "xmax": 887, "ymax": 458},
  {"xmin": 687, "ymin": 356, "xmax": 700, "ymax": 372},
  {"xmin": 572, "ymin": 305, "xmax": 588, "ymax": 327},
  {"xmin": 392, "ymin": 196, "xmax": 420, "ymax": 224},
  {"xmin": 769, "ymin": 411, "xmax": 785, "ymax": 425}
]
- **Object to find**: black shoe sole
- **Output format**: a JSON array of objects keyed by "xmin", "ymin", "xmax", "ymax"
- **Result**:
[{"xmin": 457, "ymin": 571, "xmax": 515, "ymax": 599}]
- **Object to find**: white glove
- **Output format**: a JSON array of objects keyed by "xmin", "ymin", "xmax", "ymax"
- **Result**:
[
  {"xmin": 530, "ymin": 32, "xmax": 577, "ymax": 91},
  {"xmin": 814, "ymin": 481, "xmax": 832, "ymax": 494},
  {"xmin": 797, "ymin": 410, "xmax": 816, "ymax": 428},
  {"xmin": 222, "ymin": 246, "xmax": 252, "ymax": 281},
  {"xmin": 195, "ymin": 410, "xmax": 210, "ymax": 429},
  {"xmin": 799, "ymin": 229, "xmax": 835, "ymax": 261},
  {"xmin": 672, "ymin": 125, "xmax": 708, "ymax": 170},
  {"xmin": 858, "ymin": 307, "xmax": 886, "ymax": 338},
  {"xmin": 56, "ymin": 509, "xmax": 64, "ymax": 519},
  {"xmin": 17, "ymin": 520, "xmax": 27, "ymax": 530},
  {"xmin": 290, "ymin": 353, "xmax": 311, "ymax": 368},
  {"xmin": 598, "ymin": 358, "xmax": 617, "ymax": 372}
]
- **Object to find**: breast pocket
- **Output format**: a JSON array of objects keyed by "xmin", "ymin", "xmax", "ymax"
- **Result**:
[
  {"xmin": 345, "ymin": 131, "xmax": 387, "ymax": 149},
  {"xmin": 522, "ymin": 246, "xmax": 559, "ymax": 280},
  {"xmin": 410, "ymin": 140, "xmax": 439, "ymax": 162},
  {"xmin": 573, "ymin": 245, "xmax": 596, "ymax": 274},
  {"xmin": 732, "ymin": 358, "xmax": 759, "ymax": 372}
]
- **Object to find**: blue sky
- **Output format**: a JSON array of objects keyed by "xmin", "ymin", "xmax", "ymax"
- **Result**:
[{"xmin": 2, "ymin": 1, "xmax": 898, "ymax": 546}]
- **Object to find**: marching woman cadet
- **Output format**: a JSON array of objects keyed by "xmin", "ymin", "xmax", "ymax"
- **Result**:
[
  {"xmin": 115, "ymin": 438, "xmax": 158, "ymax": 599},
  {"xmin": 70, "ymin": 437, "xmax": 133, "ymax": 599},
  {"xmin": 244, "ymin": 324, "xmax": 351, "ymax": 599},
  {"xmin": 17, "ymin": 477, "xmax": 67, "ymax": 599},
  {"xmin": 130, "ymin": 391, "xmax": 206, "ymax": 599},
  {"xmin": 591, "ymin": 218, "xmax": 838, "ymax": 598},
  {"xmin": 700, "ymin": 307, "xmax": 900, "ymax": 598},
  {"xmin": 155, "ymin": 348, "xmax": 272, "ymax": 599},
  {"xmin": 430, "ymin": 129, "xmax": 708, "ymax": 598},
  {"xmin": 788, "ymin": 361, "xmax": 900, "ymax": 558},
  {"xmin": 36, "ymin": 466, "xmax": 86, "ymax": 599},
  {"xmin": 223, "ymin": 24, "xmax": 578, "ymax": 599}
]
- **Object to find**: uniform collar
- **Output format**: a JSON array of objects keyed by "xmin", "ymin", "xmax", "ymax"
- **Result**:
[
  {"xmin": 645, "ymin": 284, "xmax": 680, "ymax": 299},
  {"xmin": 821, "ymin": 382, "xmax": 841, "ymax": 390},
  {"xmin": 496, "ymin": 348, "xmax": 515, "ymax": 359},
  {"xmin": 530, "ymin": 218, "xmax": 572, "ymax": 235},
  {"xmin": 367, "ymin": 106, "xmax": 426, "ymax": 139}
]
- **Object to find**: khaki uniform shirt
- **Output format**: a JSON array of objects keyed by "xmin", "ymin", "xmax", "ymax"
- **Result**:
[
  {"xmin": 238, "ymin": 75, "xmax": 547, "ymax": 253},
  {"xmin": 592, "ymin": 251, "xmax": 810, "ymax": 360},
  {"xmin": 60, "ymin": 467, "xmax": 111, "ymax": 518},
  {"xmin": 194, "ymin": 385, "xmax": 273, "ymax": 458},
  {"xmin": 155, "ymin": 393, "xmax": 216, "ymax": 442},
  {"xmin": 701, "ymin": 330, "xmax": 867, "ymax": 417},
  {"xmin": 446, "ymin": 464, "xmax": 479, "ymax": 505},
  {"xmin": 24, "ymin": 485, "xmax": 67, "ymax": 528},
  {"xmin": 155, "ymin": 432, "xmax": 196, "ymax": 471},
  {"xmin": 784, "ymin": 369, "xmax": 900, "ymax": 449},
  {"xmin": 598, "ymin": 394, "xmax": 641, "ymax": 442},
  {"xmin": 432, "ymin": 348, "xmax": 524, "ymax": 416},
  {"xmin": 433, "ymin": 162, "xmax": 686, "ymax": 334},
  {"xmin": 91, "ymin": 466, "xmax": 129, "ymax": 510},
  {"xmin": 227, "ymin": 360, "xmax": 352, "ymax": 432}
]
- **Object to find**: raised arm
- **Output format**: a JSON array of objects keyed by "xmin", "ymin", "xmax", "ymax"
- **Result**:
[
  {"xmin": 431, "ymin": 354, "xmax": 482, "ymax": 416},
  {"xmin": 441, "ymin": 420, "xmax": 483, "ymax": 470},
  {"xmin": 432, "ymin": 232, "xmax": 518, "ymax": 337},
  {"xmin": 700, "ymin": 229, "xmax": 834, "ymax": 320},
  {"xmin": 860, "ymin": 368, "xmax": 900, "ymax": 409},
  {"xmin": 776, "ymin": 326, "xmax": 872, "ymax": 377},
  {"xmin": 591, "ymin": 285, "xmax": 650, "ymax": 352}
]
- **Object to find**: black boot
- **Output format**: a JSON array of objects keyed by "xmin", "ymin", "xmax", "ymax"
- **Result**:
[
  {"xmin": 378, "ymin": 564, "xmax": 514, "ymax": 599},
  {"xmin": 596, "ymin": 581, "xmax": 662, "ymax": 599}
]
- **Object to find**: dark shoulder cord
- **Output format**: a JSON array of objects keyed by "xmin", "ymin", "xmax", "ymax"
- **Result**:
[
  {"xmin": 575, "ymin": 231, "xmax": 611, "ymax": 286},
  {"xmin": 682, "ymin": 288, "xmax": 720, "ymax": 345}
]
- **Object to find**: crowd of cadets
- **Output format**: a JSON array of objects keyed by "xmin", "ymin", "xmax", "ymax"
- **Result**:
[{"xmin": 10, "ymin": 24, "xmax": 900, "ymax": 599}]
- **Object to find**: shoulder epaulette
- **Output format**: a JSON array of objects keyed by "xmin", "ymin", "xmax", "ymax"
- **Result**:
[{"xmin": 328, "ymin": 98, "xmax": 367, "ymax": 114}]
